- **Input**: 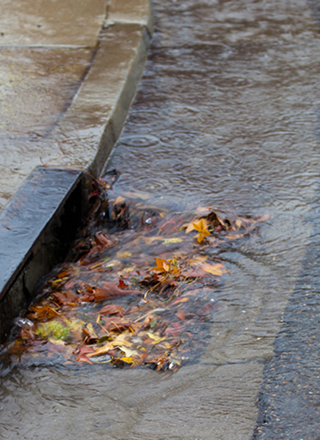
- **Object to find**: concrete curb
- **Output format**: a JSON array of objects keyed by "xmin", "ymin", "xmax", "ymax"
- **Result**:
[
  {"xmin": 50, "ymin": 23, "xmax": 151, "ymax": 177},
  {"xmin": 0, "ymin": 168, "xmax": 85, "ymax": 341},
  {"xmin": 0, "ymin": 1, "xmax": 153, "ymax": 342}
]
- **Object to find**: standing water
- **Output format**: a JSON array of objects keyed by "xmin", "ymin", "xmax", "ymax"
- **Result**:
[{"xmin": 2, "ymin": 0, "xmax": 320, "ymax": 438}]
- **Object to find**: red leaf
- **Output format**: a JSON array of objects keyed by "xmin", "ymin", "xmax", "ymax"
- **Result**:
[
  {"xmin": 118, "ymin": 279, "xmax": 129, "ymax": 289},
  {"xmin": 76, "ymin": 346, "xmax": 94, "ymax": 363}
]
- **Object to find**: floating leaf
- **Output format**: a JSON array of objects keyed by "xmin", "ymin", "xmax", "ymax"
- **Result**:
[
  {"xmin": 192, "ymin": 219, "xmax": 210, "ymax": 243},
  {"xmin": 53, "ymin": 290, "xmax": 79, "ymax": 306}
]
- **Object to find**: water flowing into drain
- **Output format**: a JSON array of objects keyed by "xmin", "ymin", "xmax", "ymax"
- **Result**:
[{"xmin": 1, "ymin": 184, "xmax": 268, "ymax": 372}]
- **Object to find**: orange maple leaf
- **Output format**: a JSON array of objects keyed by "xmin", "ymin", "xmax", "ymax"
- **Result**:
[{"xmin": 151, "ymin": 258, "xmax": 171, "ymax": 274}]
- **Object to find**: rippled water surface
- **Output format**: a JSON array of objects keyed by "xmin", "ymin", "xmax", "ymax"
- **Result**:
[{"xmin": 2, "ymin": 0, "xmax": 320, "ymax": 438}]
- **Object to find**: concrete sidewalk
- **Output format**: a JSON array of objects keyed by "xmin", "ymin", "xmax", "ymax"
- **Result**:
[
  {"xmin": 0, "ymin": 0, "xmax": 153, "ymax": 212},
  {"xmin": 0, "ymin": 0, "xmax": 153, "ymax": 339}
]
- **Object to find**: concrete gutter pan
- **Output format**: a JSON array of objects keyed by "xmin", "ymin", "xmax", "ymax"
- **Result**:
[{"xmin": 0, "ymin": 0, "xmax": 153, "ymax": 342}]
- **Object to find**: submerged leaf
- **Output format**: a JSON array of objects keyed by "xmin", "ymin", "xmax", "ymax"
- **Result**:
[
  {"xmin": 98, "ymin": 304, "xmax": 125, "ymax": 316},
  {"xmin": 26, "ymin": 305, "xmax": 60, "ymax": 320},
  {"xmin": 146, "ymin": 332, "xmax": 166, "ymax": 344},
  {"xmin": 201, "ymin": 263, "xmax": 225, "ymax": 276},
  {"xmin": 53, "ymin": 290, "xmax": 79, "ymax": 306},
  {"xmin": 3, "ymin": 190, "xmax": 269, "ymax": 373},
  {"xmin": 162, "ymin": 238, "xmax": 183, "ymax": 244},
  {"xmin": 35, "ymin": 321, "xmax": 70, "ymax": 341}
]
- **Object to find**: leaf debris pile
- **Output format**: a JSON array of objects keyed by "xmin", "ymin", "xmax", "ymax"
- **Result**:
[{"xmin": 1, "ymin": 185, "xmax": 269, "ymax": 372}]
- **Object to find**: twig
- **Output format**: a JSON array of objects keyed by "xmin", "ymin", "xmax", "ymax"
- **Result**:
[{"xmin": 134, "ymin": 308, "xmax": 166, "ymax": 323}]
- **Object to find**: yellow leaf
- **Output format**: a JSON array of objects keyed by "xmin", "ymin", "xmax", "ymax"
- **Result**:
[
  {"xmin": 111, "ymin": 331, "xmax": 133, "ymax": 347},
  {"xmin": 116, "ymin": 251, "xmax": 132, "ymax": 258},
  {"xmin": 162, "ymin": 238, "xmax": 183, "ymax": 244},
  {"xmin": 89, "ymin": 261, "xmax": 106, "ymax": 270},
  {"xmin": 192, "ymin": 219, "xmax": 210, "ymax": 243},
  {"xmin": 115, "ymin": 196, "xmax": 125, "ymax": 204},
  {"xmin": 48, "ymin": 338, "xmax": 65, "ymax": 346},
  {"xmin": 85, "ymin": 323, "xmax": 98, "ymax": 340},
  {"xmin": 120, "ymin": 356, "xmax": 134, "ymax": 364},
  {"xmin": 193, "ymin": 218, "xmax": 209, "ymax": 232},
  {"xmin": 87, "ymin": 343, "xmax": 112, "ymax": 357},
  {"xmin": 50, "ymin": 277, "xmax": 69, "ymax": 286},
  {"xmin": 87, "ymin": 331, "xmax": 132, "ymax": 358},
  {"xmin": 186, "ymin": 222, "xmax": 196, "ymax": 233},
  {"xmin": 146, "ymin": 332, "xmax": 166, "ymax": 344},
  {"xmin": 118, "ymin": 346, "xmax": 138, "ymax": 357},
  {"xmin": 189, "ymin": 256, "xmax": 207, "ymax": 265},
  {"xmin": 67, "ymin": 319, "xmax": 85, "ymax": 333},
  {"xmin": 201, "ymin": 263, "xmax": 225, "ymax": 276}
]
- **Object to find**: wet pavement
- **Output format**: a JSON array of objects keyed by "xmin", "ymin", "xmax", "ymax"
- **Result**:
[
  {"xmin": 0, "ymin": 48, "xmax": 93, "ymax": 138},
  {"xmin": 0, "ymin": 0, "xmax": 151, "ymax": 212},
  {"xmin": 0, "ymin": 0, "xmax": 102, "ymax": 211},
  {"xmin": 2, "ymin": 0, "xmax": 320, "ymax": 439},
  {"xmin": 0, "ymin": 0, "xmax": 105, "ymax": 47}
]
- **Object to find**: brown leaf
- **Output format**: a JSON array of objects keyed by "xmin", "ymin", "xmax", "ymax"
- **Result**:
[
  {"xmin": 175, "ymin": 311, "xmax": 188, "ymax": 320},
  {"xmin": 53, "ymin": 290, "xmax": 79, "ymax": 305},
  {"xmin": 93, "ymin": 282, "xmax": 140, "ymax": 302},
  {"xmin": 83, "ymin": 323, "xmax": 98, "ymax": 344},
  {"xmin": 101, "ymin": 316, "xmax": 132, "ymax": 332},
  {"xmin": 98, "ymin": 304, "xmax": 125, "ymax": 316},
  {"xmin": 26, "ymin": 305, "xmax": 60, "ymax": 320},
  {"xmin": 94, "ymin": 232, "xmax": 113, "ymax": 248},
  {"xmin": 196, "ymin": 302, "xmax": 217, "ymax": 316},
  {"xmin": 164, "ymin": 322, "xmax": 186, "ymax": 337}
]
